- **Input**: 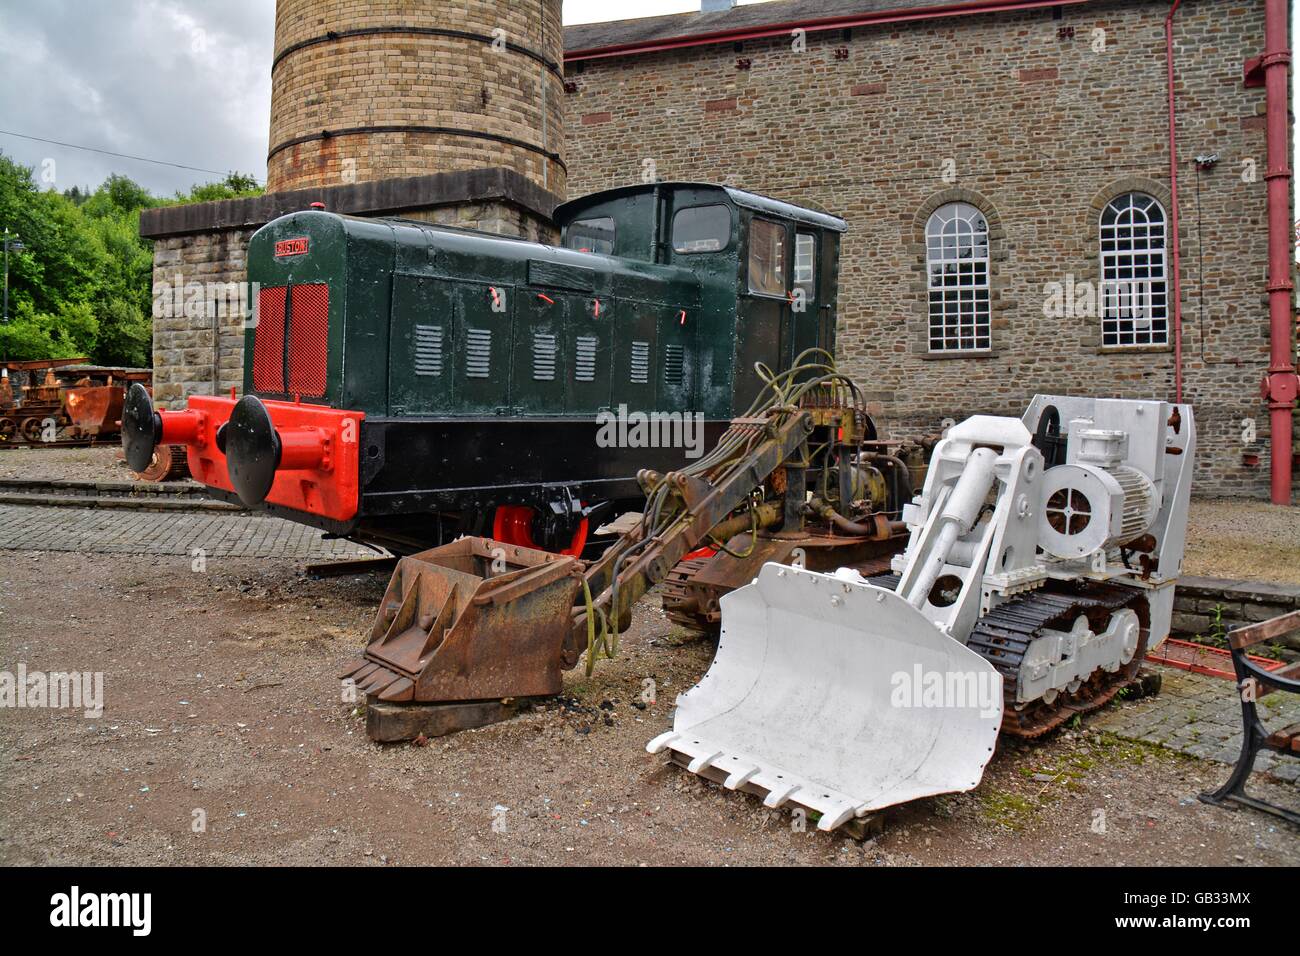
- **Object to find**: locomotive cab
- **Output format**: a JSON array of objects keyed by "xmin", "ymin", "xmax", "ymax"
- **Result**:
[
  {"xmin": 124, "ymin": 183, "xmax": 848, "ymax": 554},
  {"xmin": 557, "ymin": 183, "xmax": 845, "ymax": 410}
]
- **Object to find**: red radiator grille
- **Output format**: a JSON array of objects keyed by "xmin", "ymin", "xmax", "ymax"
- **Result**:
[
  {"xmin": 252, "ymin": 285, "xmax": 287, "ymax": 393},
  {"xmin": 287, "ymin": 283, "xmax": 329, "ymax": 398}
]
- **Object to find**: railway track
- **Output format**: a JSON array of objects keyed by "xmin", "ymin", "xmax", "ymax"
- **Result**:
[{"xmin": 0, "ymin": 478, "xmax": 243, "ymax": 512}]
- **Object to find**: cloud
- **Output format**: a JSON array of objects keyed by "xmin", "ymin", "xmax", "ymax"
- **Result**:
[
  {"xmin": 0, "ymin": 0, "xmax": 792, "ymax": 198},
  {"xmin": 0, "ymin": 0, "xmax": 273, "ymax": 197}
]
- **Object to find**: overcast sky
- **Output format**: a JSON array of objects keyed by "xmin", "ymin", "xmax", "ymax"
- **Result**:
[
  {"xmin": 0, "ymin": 0, "xmax": 711, "ymax": 197},
  {"xmin": 0, "ymin": 1, "xmax": 1295, "ymax": 198}
]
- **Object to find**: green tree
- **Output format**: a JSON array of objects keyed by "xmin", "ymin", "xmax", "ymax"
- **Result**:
[
  {"xmin": 0, "ymin": 301, "xmax": 79, "ymax": 360},
  {"xmin": 1, "ymin": 151, "xmax": 262, "ymax": 366},
  {"xmin": 95, "ymin": 297, "xmax": 150, "ymax": 368},
  {"xmin": 171, "ymin": 171, "xmax": 263, "ymax": 205}
]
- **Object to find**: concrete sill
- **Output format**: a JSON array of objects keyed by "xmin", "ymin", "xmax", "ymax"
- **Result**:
[
  {"xmin": 1099, "ymin": 345, "xmax": 1174, "ymax": 355},
  {"xmin": 920, "ymin": 350, "xmax": 997, "ymax": 361}
]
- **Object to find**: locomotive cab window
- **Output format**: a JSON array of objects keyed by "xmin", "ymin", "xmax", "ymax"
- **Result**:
[
  {"xmin": 672, "ymin": 204, "xmax": 731, "ymax": 253},
  {"xmin": 748, "ymin": 218, "xmax": 787, "ymax": 297},
  {"xmin": 564, "ymin": 217, "xmax": 616, "ymax": 255},
  {"xmin": 794, "ymin": 232, "xmax": 817, "ymax": 303}
]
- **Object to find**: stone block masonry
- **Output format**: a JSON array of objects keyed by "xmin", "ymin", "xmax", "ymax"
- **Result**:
[
  {"xmin": 1173, "ymin": 575, "xmax": 1300, "ymax": 652},
  {"xmin": 267, "ymin": 0, "xmax": 565, "ymax": 194},
  {"xmin": 563, "ymin": 0, "xmax": 1287, "ymax": 498}
]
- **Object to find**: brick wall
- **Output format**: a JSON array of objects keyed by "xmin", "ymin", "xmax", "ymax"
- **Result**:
[
  {"xmin": 268, "ymin": 0, "xmax": 565, "ymax": 195},
  {"xmin": 150, "ymin": 229, "xmax": 254, "ymax": 405},
  {"xmin": 1174, "ymin": 576, "xmax": 1300, "ymax": 653},
  {"xmin": 563, "ymin": 0, "xmax": 1287, "ymax": 498}
]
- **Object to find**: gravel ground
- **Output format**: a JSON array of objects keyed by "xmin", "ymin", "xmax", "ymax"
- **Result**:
[
  {"xmin": 0, "ymin": 445, "xmax": 137, "ymax": 484},
  {"xmin": 1184, "ymin": 498, "xmax": 1300, "ymax": 585},
  {"xmin": 2, "ymin": 551, "xmax": 1296, "ymax": 867}
]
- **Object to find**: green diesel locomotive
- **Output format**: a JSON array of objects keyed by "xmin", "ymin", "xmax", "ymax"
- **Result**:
[{"xmin": 123, "ymin": 182, "xmax": 850, "ymax": 554}]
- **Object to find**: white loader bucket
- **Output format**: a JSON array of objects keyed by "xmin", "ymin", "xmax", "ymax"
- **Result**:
[{"xmin": 648, "ymin": 564, "xmax": 1003, "ymax": 831}]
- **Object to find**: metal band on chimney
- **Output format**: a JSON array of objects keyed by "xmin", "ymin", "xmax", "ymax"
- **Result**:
[
  {"xmin": 267, "ymin": 126, "xmax": 567, "ymax": 170},
  {"xmin": 271, "ymin": 26, "xmax": 562, "ymax": 75}
]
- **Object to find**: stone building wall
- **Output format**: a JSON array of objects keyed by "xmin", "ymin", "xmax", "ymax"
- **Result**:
[
  {"xmin": 563, "ymin": 0, "xmax": 1285, "ymax": 498},
  {"xmin": 149, "ymin": 228, "xmax": 255, "ymax": 405},
  {"xmin": 268, "ymin": 0, "xmax": 565, "ymax": 195}
]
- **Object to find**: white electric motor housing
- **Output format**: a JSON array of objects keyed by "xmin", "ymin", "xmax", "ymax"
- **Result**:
[{"xmin": 1038, "ymin": 427, "xmax": 1160, "ymax": 559}]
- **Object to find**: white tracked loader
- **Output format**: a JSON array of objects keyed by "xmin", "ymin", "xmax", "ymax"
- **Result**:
[{"xmin": 649, "ymin": 395, "xmax": 1195, "ymax": 831}]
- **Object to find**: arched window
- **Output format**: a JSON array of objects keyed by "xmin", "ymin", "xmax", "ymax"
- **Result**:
[
  {"xmin": 926, "ymin": 203, "xmax": 990, "ymax": 352},
  {"xmin": 1099, "ymin": 192, "xmax": 1168, "ymax": 347}
]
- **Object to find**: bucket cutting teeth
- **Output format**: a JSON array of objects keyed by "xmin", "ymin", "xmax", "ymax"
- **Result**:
[
  {"xmin": 647, "ymin": 563, "xmax": 1004, "ymax": 830},
  {"xmin": 343, "ymin": 662, "xmax": 379, "ymax": 684},
  {"xmin": 648, "ymin": 732, "xmax": 866, "ymax": 830}
]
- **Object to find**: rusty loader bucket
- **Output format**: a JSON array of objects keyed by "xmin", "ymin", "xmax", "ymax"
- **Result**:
[{"xmin": 341, "ymin": 538, "xmax": 582, "ymax": 715}]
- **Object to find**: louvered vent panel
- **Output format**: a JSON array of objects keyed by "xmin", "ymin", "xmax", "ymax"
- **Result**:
[
  {"xmin": 574, "ymin": 336, "xmax": 598, "ymax": 383},
  {"xmin": 663, "ymin": 344, "xmax": 684, "ymax": 386},
  {"xmin": 630, "ymin": 341, "xmax": 650, "ymax": 385},
  {"xmin": 413, "ymin": 324, "xmax": 443, "ymax": 377},
  {"xmin": 465, "ymin": 328, "xmax": 492, "ymax": 379},
  {"xmin": 532, "ymin": 332, "xmax": 557, "ymax": 381}
]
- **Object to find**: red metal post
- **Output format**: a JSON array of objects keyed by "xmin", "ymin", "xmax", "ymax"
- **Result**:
[{"xmin": 1263, "ymin": 0, "xmax": 1296, "ymax": 504}]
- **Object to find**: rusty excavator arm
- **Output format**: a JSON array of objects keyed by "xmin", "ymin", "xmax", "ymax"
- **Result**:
[
  {"xmin": 561, "ymin": 406, "xmax": 816, "ymax": 671},
  {"xmin": 341, "ymin": 357, "xmax": 902, "ymax": 741}
]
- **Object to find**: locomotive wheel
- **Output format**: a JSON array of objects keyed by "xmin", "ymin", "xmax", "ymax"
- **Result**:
[
  {"xmin": 0, "ymin": 417, "xmax": 15, "ymax": 443},
  {"xmin": 492, "ymin": 504, "xmax": 589, "ymax": 557},
  {"xmin": 133, "ymin": 444, "xmax": 191, "ymax": 482},
  {"xmin": 20, "ymin": 417, "xmax": 46, "ymax": 443}
]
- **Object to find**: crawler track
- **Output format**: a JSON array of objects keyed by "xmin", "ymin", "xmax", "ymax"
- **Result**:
[
  {"xmin": 871, "ymin": 574, "xmax": 1149, "ymax": 738},
  {"xmin": 661, "ymin": 556, "xmax": 716, "ymax": 632}
]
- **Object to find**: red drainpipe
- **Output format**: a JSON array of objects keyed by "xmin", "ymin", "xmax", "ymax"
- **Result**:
[
  {"xmin": 1262, "ymin": 0, "xmax": 1297, "ymax": 504},
  {"xmin": 1165, "ymin": 0, "xmax": 1185, "ymax": 405}
]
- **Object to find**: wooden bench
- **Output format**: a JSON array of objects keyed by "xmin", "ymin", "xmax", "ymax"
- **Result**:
[{"xmin": 1199, "ymin": 609, "xmax": 1300, "ymax": 825}]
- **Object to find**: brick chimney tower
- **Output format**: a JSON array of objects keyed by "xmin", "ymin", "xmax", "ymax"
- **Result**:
[
  {"xmin": 266, "ymin": 0, "xmax": 566, "ymax": 198},
  {"xmin": 139, "ymin": 1, "xmax": 566, "ymax": 406}
]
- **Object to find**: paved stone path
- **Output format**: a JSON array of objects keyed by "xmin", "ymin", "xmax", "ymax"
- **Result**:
[
  {"xmin": 1093, "ymin": 663, "xmax": 1300, "ymax": 788},
  {"xmin": 0, "ymin": 503, "xmax": 371, "ymax": 560}
]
